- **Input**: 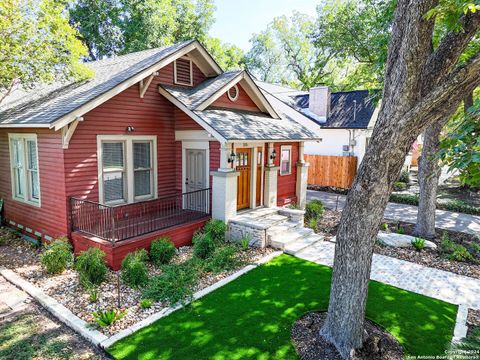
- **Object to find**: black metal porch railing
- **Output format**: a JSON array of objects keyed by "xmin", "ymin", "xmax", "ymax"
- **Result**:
[{"xmin": 70, "ymin": 188, "xmax": 211, "ymax": 243}]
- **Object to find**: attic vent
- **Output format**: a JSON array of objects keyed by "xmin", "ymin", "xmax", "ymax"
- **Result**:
[
  {"xmin": 174, "ymin": 58, "xmax": 193, "ymax": 86},
  {"xmin": 227, "ymin": 84, "xmax": 239, "ymax": 102}
]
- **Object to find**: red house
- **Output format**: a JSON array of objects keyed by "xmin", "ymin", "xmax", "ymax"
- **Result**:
[{"xmin": 0, "ymin": 41, "xmax": 318, "ymax": 269}]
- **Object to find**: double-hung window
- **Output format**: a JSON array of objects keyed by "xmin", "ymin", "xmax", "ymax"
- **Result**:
[
  {"xmin": 9, "ymin": 134, "xmax": 40, "ymax": 206},
  {"xmin": 279, "ymin": 145, "xmax": 292, "ymax": 176},
  {"xmin": 98, "ymin": 136, "xmax": 157, "ymax": 205}
]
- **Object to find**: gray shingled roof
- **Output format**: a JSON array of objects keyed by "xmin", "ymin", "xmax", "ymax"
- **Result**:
[
  {"xmin": 0, "ymin": 41, "xmax": 195, "ymax": 127},
  {"xmin": 193, "ymin": 108, "xmax": 317, "ymax": 141},
  {"xmin": 161, "ymin": 70, "xmax": 241, "ymax": 109},
  {"xmin": 256, "ymin": 81, "xmax": 378, "ymax": 129}
]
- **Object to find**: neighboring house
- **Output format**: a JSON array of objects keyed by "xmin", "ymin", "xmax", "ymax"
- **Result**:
[
  {"xmin": 0, "ymin": 40, "xmax": 318, "ymax": 268},
  {"xmin": 257, "ymin": 82, "xmax": 380, "ymax": 166}
]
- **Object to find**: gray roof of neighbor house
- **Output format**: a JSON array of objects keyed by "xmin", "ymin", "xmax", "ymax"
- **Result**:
[
  {"xmin": 256, "ymin": 81, "xmax": 378, "ymax": 129},
  {"xmin": 0, "ymin": 41, "xmax": 196, "ymax": 127}
]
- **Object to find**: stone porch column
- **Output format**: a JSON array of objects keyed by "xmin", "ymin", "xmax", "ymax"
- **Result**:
[
  {"xmin": 211, "ymin": 143, "xmax": 239, "ymax": 222},
  {"xmin": 296, "ymin": 142, "xmax": 309, "ymax": 209},
  {"xmin": 263, "ymin": 143, "xmax": 279, "ymax": 208}
]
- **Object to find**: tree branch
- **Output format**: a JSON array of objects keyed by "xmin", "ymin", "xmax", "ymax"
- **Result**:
[{"xmin": 423, "ymin": 10, "xmax": 480, "ymax": 87}]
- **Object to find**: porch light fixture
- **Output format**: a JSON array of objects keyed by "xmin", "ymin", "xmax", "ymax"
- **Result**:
[
  {"xmin": 270, "ymin": 149, "xmax": 277, "ymax": 160},
  {"xmin": 227, "ymin": 151, "xmax": 236, "ymax": 163},
  {"xmin": 126, "ymin": 126, "xmax": 135, "ymax": 132}
]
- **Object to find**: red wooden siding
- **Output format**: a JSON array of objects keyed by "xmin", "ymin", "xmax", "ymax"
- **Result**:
[
  {"xmin": 174, "ymin": 108, "xmax": 203, "ymax": 130},
  {"xmin": 157, "ymin": 60, "xmax": 206, "ymax": 87},
  {"xmin": 71, "ymin": 217, "xmax": 209, "ymax": 270},
  {"xmin": 0, "ymin": 128, "xmax": 68, "ymax": 240},
  {"xmin": 211, "ymin": 84, "xmax": 261, "ymax": 112},
  {"xmin": 272, "ymin": 142, "xmax": 299, "ymax": 206}
]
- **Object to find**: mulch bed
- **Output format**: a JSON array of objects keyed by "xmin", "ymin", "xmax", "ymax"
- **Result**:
[
  {"xmin": 467, "ymin": 309, "xmax": 480, "ymax": 336},
  {"xmin": 292, "ymin": 312, "xmax": 404, "ymax": 360},
  {"xmin": 0, "ymin": 227, "xmax": 274, "ymax": 336},
  {"xmin": 315, "ymin": 210, "xmax": 342, "ymax": 240}
]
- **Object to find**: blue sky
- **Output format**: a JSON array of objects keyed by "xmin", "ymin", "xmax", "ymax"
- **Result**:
[{"xmin": 209, "ymin": 0, "xmax": 319, "ymax": 51}]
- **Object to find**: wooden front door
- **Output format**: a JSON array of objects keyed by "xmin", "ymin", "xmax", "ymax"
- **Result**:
[
  {"xmin": 256, "ymin": 147, "xmax": 263, "ymax": 206},
  {"xmin": 236, "ymin": 148, "xmax": 251, "ymax": 210}
]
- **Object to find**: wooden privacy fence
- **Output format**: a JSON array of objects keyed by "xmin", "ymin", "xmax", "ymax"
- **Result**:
[{"xmin": 305, "ymin": 155, "xmax": 358, "ymax": 189}]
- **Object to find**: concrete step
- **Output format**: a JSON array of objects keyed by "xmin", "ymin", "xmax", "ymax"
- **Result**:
[
  {"xmin": 267, "ymin": 221, "xmax": 301, "ymax": 236},
  {"xmin": 284, "ymin": 234, "xmax": 324, "ymax": 255},
  {"xmin": 270, "ymin": 228, "xmax": 313, "ymax": 249}
]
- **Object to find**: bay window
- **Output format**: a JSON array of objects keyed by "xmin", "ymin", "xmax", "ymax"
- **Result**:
[
  {"xmin": 98, "ymin": 135, "xmax": 157, "ymax": 204},
  {"xmin": 9, "ymin": 134, "xmax": 40, "ymax": 206}
]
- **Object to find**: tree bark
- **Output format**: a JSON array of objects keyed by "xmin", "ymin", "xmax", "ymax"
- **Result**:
[
  {"xmin": 413, "ymin": 121, "xmax": 445, "ymax": 238},
  {"xmin": 319, "ymin": 1, "xmax": 480, "ymax": 358}
]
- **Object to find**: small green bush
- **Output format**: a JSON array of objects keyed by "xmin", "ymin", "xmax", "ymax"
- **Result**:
[
  {"xmin": 203, "ymin": 245, "xmax": 241, "ymax": 273},
  {"xmin": 305, "ymin": 199, "xmax": 324, "ymax": 220},
  {"xmin": 449, "ymin": 245, "xmax": 474, "ymax": 262},
  {"xmin": 150, "ymin": 237, "xmax": 175, "ymax": 265},
  {"xmin": 139, "ymin": 298, "xmax": 153, "ymax": 309},
  {"xmin": 88, "ymin": 287, "xmax": 98, "ymax": 303},
  {"xmin": 92, "ymin": 308, "xmax": 126, "ymax": 327},
  {"xmin": 193, "ymin": 232, "xmax": 216, "ymax": 259},
  {"xmin": 121, "ymin": 250, "xmax": 149, "ymax": 289},
  {"xmin": 469, "ymin": 242, "xmax": 480, "ymax": 255},
  {"xmin": 203, "ymin": 219, "xmax": 227, "ymax": 244},
  {"xmin": 449, "ymin": 327, "xmax": 480, "ymax": 356},
  {"xmin": 440, "ymin": 238, "xmax": 456, "ymax": 254},
  {"xmin": 142, "ymin": 262, "xmax": 199, "ymax": 305},
  {"xmin": 240, "ymin": 237, "xmax": 250, "ymax": 251},
  {"xmin": 286, "ymin": 202, "xmax": 300, "ymax": 210},
  {"xmin": 75, "ymin": 247, "xmax": 108, "ymax": 287},
  {"xmin": 307, "ymin": 217, "xmax": 318, "ymax": 230},
  {"xmin": 394, "ymin": 226, "xmax": 405, "ymax": 235},
  {"xmin": 393, "ymin": 181, "xmax": 407, "ymax": 191},
  {"xmin": 411, "ymin": 238, "xmax": 426, "ymax": 252},
  {"xmin": 398, "ymin": 170, "xmax": 410, "ymax": 184},
  {"xmin": 440, "ymin": 199, "xmax": 480, "ymax": 216},
  {"xmin": 41, "ymin": 237, "xmax": 73, "ymax": 274},
  {"xmin": 381, "ymin": 223, "xmax": 389, "ymax": 231},
  {"xmin": 389, "ymin": 193, "xmax": 419, "ymax": 206}
]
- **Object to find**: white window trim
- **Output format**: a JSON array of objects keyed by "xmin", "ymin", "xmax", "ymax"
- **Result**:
[
  {"xmin": 8, "ymin": 133, "xmax": 41, "ymax": 207},
  {"xmin": 227, "ymin": 84, "xmax": 239, "ymax": 102},
  {"xmin": 181, "ymin": 141, "xmax": 210, "ymax": 194},
  {"xmin": 173, "ymin": 58, "xmax": 193, "ymax": 86},
  {"xmin": 279, "ymin": 145, "xmax": 292, "ymax": 176},
  {"xmin": 97, "ymin": 135, "xmax": 158, "ymax": 205}
]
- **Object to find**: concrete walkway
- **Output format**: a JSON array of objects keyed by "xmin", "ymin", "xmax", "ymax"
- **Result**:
[
  {"xmin": 295, "ymin": 240, "xmax": 480, "ymax": 309},
  {"xmin": 0, "ymin": 274, "xmax": 30, "ymax": 320},
  {"xmin": 307, "ymin": 190, "xmax": 480, "ymax": 236}
]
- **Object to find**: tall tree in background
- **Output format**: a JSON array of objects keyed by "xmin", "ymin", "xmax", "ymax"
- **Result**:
[
  {"xmin": 0, "ymin": 0, "xmax": 92, "ymax": 104},
  {"xmin": 320, "ymin": 1, "xmax": 480, "ymax": 357}
]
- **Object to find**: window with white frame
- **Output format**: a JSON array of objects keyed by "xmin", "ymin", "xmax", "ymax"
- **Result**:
[
  {"xmin": 98, "ymin": 136, "xmax": 156, "ymax": 204},
  {"xmin": 9, "ymin": 134, "xmax": 40, "ymax": 205},
  {"xmin": 280, "ymin": 145, "xmax": 292, "ymax": 176}
]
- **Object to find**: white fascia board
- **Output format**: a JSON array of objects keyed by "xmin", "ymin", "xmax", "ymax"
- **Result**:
[
  {"xmin": 195, "ymin": 73, "xmax": 245, "ymax": 111},
  {"xmin": 0, "ymin": 123, "xmax": 51, "ymax": 128}
]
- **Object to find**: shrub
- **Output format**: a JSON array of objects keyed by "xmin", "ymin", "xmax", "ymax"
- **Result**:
[
  {"xmin": 393, "ymin": 181, "xmax": 407, "ymax": 191},
  {"xmin": 381, "ymin": 223, "xmax": 389, "ymax": 231},
  {"xmin": 92, "ymin": 308, "xmax": 126, "ymax": 327},
  {"xmin": 142, "ymin": 262, "xmax": 199, "ymax": 305},
  {"xmin": 469, "ymin": 242, "xmax": 480, "ymax": 255},
  {"xmin": 75, "ymin": 247, "xmax": 108, "ymax": 287},
  {"xmin": 139, "ymin": 298, "xmax": 153, "ymax": 309},
  {"xmin": 440, "ymin": 238, "xmax": 456, "ymax": 254},
  {"xmin": 449, "ymin": 327, "xmax": 480, "ymax": 356},
  {"xmin": 203, "ymin": 245, "xmax": 241, "ymax": 273},
  {"xmin": 394, "ymin": 226, "xmax": 405, "ymax": 235},
  {"xmin": 305, "ymin": 199, "xmax": 324, "ymax": 220},
  {"xmin": 203, "ymin": 219, "xmax": 227, "ymax": 244},
  {"xmin": 389, "ymin": 193, "xmax": 419, "ymax": 206},
  {"xmin": 150, "ymin": 237, "xmax": 175, "ymax": 266},
  {"xmin": 440, "ymin": 199, "xmax": 480, "ymax": 216},
  {"xmin": 449, "ymin": 245, "xmax": 474, "ymax": 262},
  {"xmin": 193, "ymin": 232, "xmax": 216, "ymax": 259},
  {"xmin": 88, "ymin": 287, "xmax": 98, "ymax": 303},
  {"xmin": 41, "ymin": 237, "xmax": 73, "ymax": 274},
  {"xmin": 411, "ymin": 238, "xmax": 426, "ymax": 252},
  {"xmin": 398, "ymin": 169, "xmax": 410, "ymax": 183},
  {"xmin": 121, "ymin": 250, "xmax": 149, "ymax": 289},
  {"xmin": 286, "ymin": 202, "xmax": 300, "ymax": 210},
  {"xmin": 307, "ymin": 217, "xmax": 318, "ymax": 230},
  {"xmin": 240, "ymin": 237, "xmax": 250, "ymax": 251}
]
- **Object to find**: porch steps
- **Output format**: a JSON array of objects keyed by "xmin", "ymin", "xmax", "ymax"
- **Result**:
[
  {"xmin": 284, "ymin": 234, "xmax": 324, "ymax": 255},
  {"xmin": 269, "ymin": 227, "xmax": 314, "ymax": 249}
]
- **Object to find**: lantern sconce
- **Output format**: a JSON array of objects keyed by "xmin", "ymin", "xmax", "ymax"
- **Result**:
[
  {"xmin": 227, "ymin": 151, "xmax": 236, "ymax": 163},
  {"xmin": 270, "ymin": 149, "xmax": 277, "ymax": 160},
  {"xmin": 126, "ymin": 126, "xmax": 135, "ymax": 132}
]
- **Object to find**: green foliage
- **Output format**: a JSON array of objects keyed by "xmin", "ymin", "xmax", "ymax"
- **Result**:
[
  {"xmin": 390, "ymin": 193, "xmax": 420, "ymax": 206},
  {"xmin": 193, "ymin": 232, "xmax": 216, "ymax": 260},
  {"xmin": 307, "ymin": 217, "xmax": 318, "ymax": 231},
  {"xmin": 449, "ymin": 327, "xmax": 480, "ymax": 357},
  {"xmin": 375, "ymin": 237, "xmax": 386, "ymax": 246},
  {"xmin": 88, "ymin": 287, "xmax": 98, "ymax": 303},
  {"xmin": 75, "ymin": 247, "xmax": 108, "ymax": 287},
  {"xmin": 449, "ymin": 245, "xmax": 474, "ymax": 262},
  {"xmin": 394, "ymin": 226, "xmax": 405, "ymax": 235},
  {"xmin": 139, "ymin": 298, "xmax": 153, "ymax": 309},
  {"xmin": 121, "ymin": 250, "xmax": 149, "ymax": 289},
  {"xmin": 92, "ymin": 308, "xmax": 126, "ymax": 327},
  {"xmin": 381, "ymin": 223, "xmax": 389, "ymax": 231},
  {"xmin": 393, "ymin": 182, "xmax": 407, "ymax": 191},
  {"xmin": 202, "ymin": 245, "xmax": 241, "ymax": 273},
  {"xmin": 305, "ymin": 199, "xmax": 324, "ymax": 220},
  {"xmin": 150, "ymin": 237, "xmax": 176, "ymax": 266},
  {"xmin": 411, "ymin": 238, "xmax": 426, "ymax": 252},
  {"xmin": 240, "ymin": 237, "xmax": 250, "ymax": 251},
  {"xmin": 40, "ymin": 237, "xmax": 73, "ymax": 274},
  {"xmin": 398, "ymin": 170, "xmax": 410, "ymax": 184},
  {"xmin": 389, "ymin": 193, "xmax": 480, "ymax": 215},
  {"xmin": 203, "ymin": 219, "xmax": 227, "ymax": 244},
  {"xmin": 202, "ymin": 37, "xmax": 245, "ymax": 71},
  {"xmin": 286, "ymin": 202, "xmax": 300, "ymax": 210},
  {"xmin": 469, "ymin": 242, "xmax": 480, "ymax": 255},
  {"xmin": 142, "ymin": 262, "xmax": 199, "ymax": 305},
  {"xmin": 0, "ymin": 0, "xmax": 92, "ymax": 103}
]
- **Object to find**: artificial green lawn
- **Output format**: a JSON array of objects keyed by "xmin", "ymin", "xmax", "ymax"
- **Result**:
[{"xmin": 108, "ymin": 254, "xmax": 457, "ymax": 360}]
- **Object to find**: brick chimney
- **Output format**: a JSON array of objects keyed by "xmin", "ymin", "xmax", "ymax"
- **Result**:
[{"xmin": 308, "ymin": 86, "xmax": 330, "ymax": 122}]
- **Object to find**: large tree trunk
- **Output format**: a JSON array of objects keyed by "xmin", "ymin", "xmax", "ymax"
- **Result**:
[
  {"xmin": 319, "ymin": 1, "xmax": 480, "ymax": 358},
  {"xmin": 413, "ymin": 121, "xmax": 445, "ymax": 238}
]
